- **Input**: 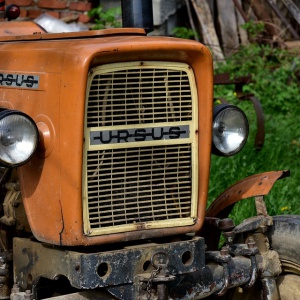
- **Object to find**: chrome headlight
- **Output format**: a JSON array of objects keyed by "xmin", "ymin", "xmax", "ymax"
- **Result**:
[
  {"xmin": 212, "ymin": 104, "xmax": 249, "ymax": 156},
  {"xmin": 0, "ymin": 110, "xmax": 39, "ymax": 167}
]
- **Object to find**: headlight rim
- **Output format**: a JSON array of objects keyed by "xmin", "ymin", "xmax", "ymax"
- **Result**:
[
  {"xmin": 0, "ymin": 109, "xmax": 39, "ymax": 167},
  {"xmin": 212, "ymin": 104, "xmax": 249, "ymax": 157}
]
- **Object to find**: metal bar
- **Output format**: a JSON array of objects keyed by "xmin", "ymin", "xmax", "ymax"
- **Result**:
[
  {"xmin": 255, "ymin": 195, "xmax": 269, "ymax": 217},
  {"xmin": 214, "ymin": 73, "xmax": 252, "ymax": 85},
  {"xmin": 169, "ymin": 257, "xmax": 253, "ymax": 299},
  {"xmin": 241, "ymin": 95, "xmax": 265, "ymax": 150},
  {"xmin": 13, "ymin": 237, "xmax": 205, "ymax": 291},
  {"xmin": 157, "ymin": 283, "xmax": 168, "ymax": 300},
  {"xmin": 43, "ymin": 291, "xmax": 114, "ymax": 300},
  {"xmin": 261, "ymin": 276, "xmax": 281, "ymax": 300},
  {"xmin": 121, "ymin": 0, "xmax": 154, "ymax": 33}
]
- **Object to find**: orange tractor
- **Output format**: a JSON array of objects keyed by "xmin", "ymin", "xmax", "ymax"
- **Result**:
[{"xmin": 0, "ymin": 0, "xmax": 298, "ymax": 299}]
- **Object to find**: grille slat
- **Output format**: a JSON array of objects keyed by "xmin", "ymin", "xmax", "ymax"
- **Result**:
[
  {"xmin": 87, "ymin": 101, "xmax": 192, "ymax": 107},
  {"xmin": 88, "ymin": 201, "xmax": 192, "ymax": 215},
  {"xmin": 86, "ymin": 66, "xmax": 193, "ymax": 127},
  {"xmin": 87, "ymin": 166, "xmax": 191, "ymax": 173},
  {"xmin": 87, "ymin": 179, "xmax": 192, "ymax": 189},
  {"xmin": 89, "ymin": 191, "xmax": 190, "ymax": 200},
  {"xmin": 87, "ymin": 196, "xmax": 192, "ymax": 207},
  {"xmin": 87, "ymin": 161, "xmax": 191, "ymax": 170},
  {"xmin": 84, "ymin": 62, "xmax": 197, "ymax": 234},
  {"xmin": 86, "ymin": 145, "xmax": 192, "ymax": 228}
]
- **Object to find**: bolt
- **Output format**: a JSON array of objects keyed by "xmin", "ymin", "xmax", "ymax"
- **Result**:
[
  {"xmin": 15, "ymin": 182, "xmax": 21, "ymax": 191},
  {"xmin": 247, "ymin": 237, "xmax": 256, "ymax": 249},
  {"xmin": 25, "ymin": 290, "xmax": 32, "ymax": 299},
  {"xmin": 220, "ymin": 246, "xmax": 229, "ymax": 256},
  {"xmin": 223, "ymin": 231, "xmax": 235, "ymax": 243}
]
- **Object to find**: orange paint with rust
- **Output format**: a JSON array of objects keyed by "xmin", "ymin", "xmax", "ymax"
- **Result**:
[
  {"xmin": 206, "ymin": 170, "xmax": 289, "ymax": 218},
  {"xmin": 0, "ymin": 27, "xmax": 213, "ymax": 246},
  {"xmin": 0, "ymin": 21, "xmax": 46, "ymax": 36}
]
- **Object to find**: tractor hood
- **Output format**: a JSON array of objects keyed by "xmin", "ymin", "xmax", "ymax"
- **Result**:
[{"xmin": 0, "ymin": 22, "xmax": 146, "ymax": 41}]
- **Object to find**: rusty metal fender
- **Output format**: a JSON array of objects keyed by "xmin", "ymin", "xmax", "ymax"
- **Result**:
[
  {"xmin": 199, "ymin": 170, "xmax": 289, "ymax": 250},
  {"xmin": 206, "ymin": 170, "xmax": 289, "ymax": 219}
]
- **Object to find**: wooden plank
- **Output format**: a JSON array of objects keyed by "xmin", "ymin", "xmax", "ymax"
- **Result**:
[
  {"xmin": 266, "ymin": 0, "xmax": 299, "ymax": 39},
  {"xmin": 184, "ymin": 0, "xmax": 199, "ymax": 42},
  {"xmin": 235, "ymin": 0, "xmax": 249, "ymax": 46},
  {"xmin": 190, "ymin": 0, "xmax": 224, "ymax": 61},
  {"xmin": 285, "ymin": 40, "xmax": 300, "ymax": 50},
  {"xmin": 281, "ymin": 0, "xmax": 300, "ymax": 25},
  {"xmin": 251, "ymin": 0, "xmax": 280, "ymax": 37},
  {"xmin": 216, "ymin": 0, "xmax": 240, "ymax": 56}
]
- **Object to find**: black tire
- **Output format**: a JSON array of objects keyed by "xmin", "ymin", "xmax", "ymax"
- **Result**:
[
  {"xmin": 222, "ymin": 215, "xmax": 300, "ymax": 300},
  {"xmin": 267, "ymin": 215, "xmax": 300, "ymax": 276}
]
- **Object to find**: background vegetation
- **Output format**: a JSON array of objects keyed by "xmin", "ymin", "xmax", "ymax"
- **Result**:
[
  {"xmin": 87, "ymin": 7, "xmax": 299, "ymax": 224},
  {"xmin": 209, "ymin": 23, "xmax": 300, "ymax": 224},
  {"xmin": 88, "ymin": 6, "xmax": 121, "ymax": 30}
]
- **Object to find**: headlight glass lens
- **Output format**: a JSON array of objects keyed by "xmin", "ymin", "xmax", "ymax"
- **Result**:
[
  {"xmin": 0, "ymin": 111, "xmax": 38, "ymax": 166},
  {"xmin": 213, "ymin": 105, "xmax": 249, "ymax": 156}
]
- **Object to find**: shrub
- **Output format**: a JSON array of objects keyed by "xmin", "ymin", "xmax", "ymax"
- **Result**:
[
  {"xmin": 210, "ymin": 39, "xmax": 300, "ymax": 224},
  {"xmin": 88, "ymin": 6, "xmax": 121, "ymax": 30}
]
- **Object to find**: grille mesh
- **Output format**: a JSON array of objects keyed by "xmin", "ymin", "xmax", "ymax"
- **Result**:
[
  {"xmin": 84, "ymin": 62, "xmax": 196, "ymax": 234},
  {"xmin": 87, "ymin": 68, "xmax": 192, "ymax": 127},
  {"xmin": 87, "ymin": 145, "xmax": 192, "ymax": 228}
]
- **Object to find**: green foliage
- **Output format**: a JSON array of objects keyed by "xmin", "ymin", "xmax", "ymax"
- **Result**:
[
  {"xmin": 241, "ymin": 20, "xmax": 265, "ymax": 39},
  {"xmin": 172, "ymin": 27, "xmax": 199, "ymax": 40},
  {"xmin": 214, "ymin": 44, "xmax": 300, "ymax": 114},
  {"xmin": 88, "ymin": 6, "xmax": 121, "ymax": 30},
  {"xmin": 210, "ymin": 39, "xmax": 300, "ymax": 225}
]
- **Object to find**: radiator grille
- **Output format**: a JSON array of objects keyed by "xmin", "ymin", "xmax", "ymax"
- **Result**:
[
  {"xmin": 87, "ymin": 145, "xmax": 192, "ymax": 229},
  {"xmin": 87, "ymin": 67, "xmax": 192, "ymax": 127},
  {"xmin": 83, "ymin": 61, "xmax": 198, "ymax": 236}
]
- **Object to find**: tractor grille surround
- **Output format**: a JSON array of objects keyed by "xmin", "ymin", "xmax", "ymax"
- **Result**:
[{"xmin": 83, "ymin": 61, "xmax": 198, "ymax": 236}]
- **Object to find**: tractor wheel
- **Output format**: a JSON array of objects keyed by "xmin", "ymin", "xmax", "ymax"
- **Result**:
[{"xmin": 224, "ymin": 215, "xmax": 300, "ymax": 300}]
